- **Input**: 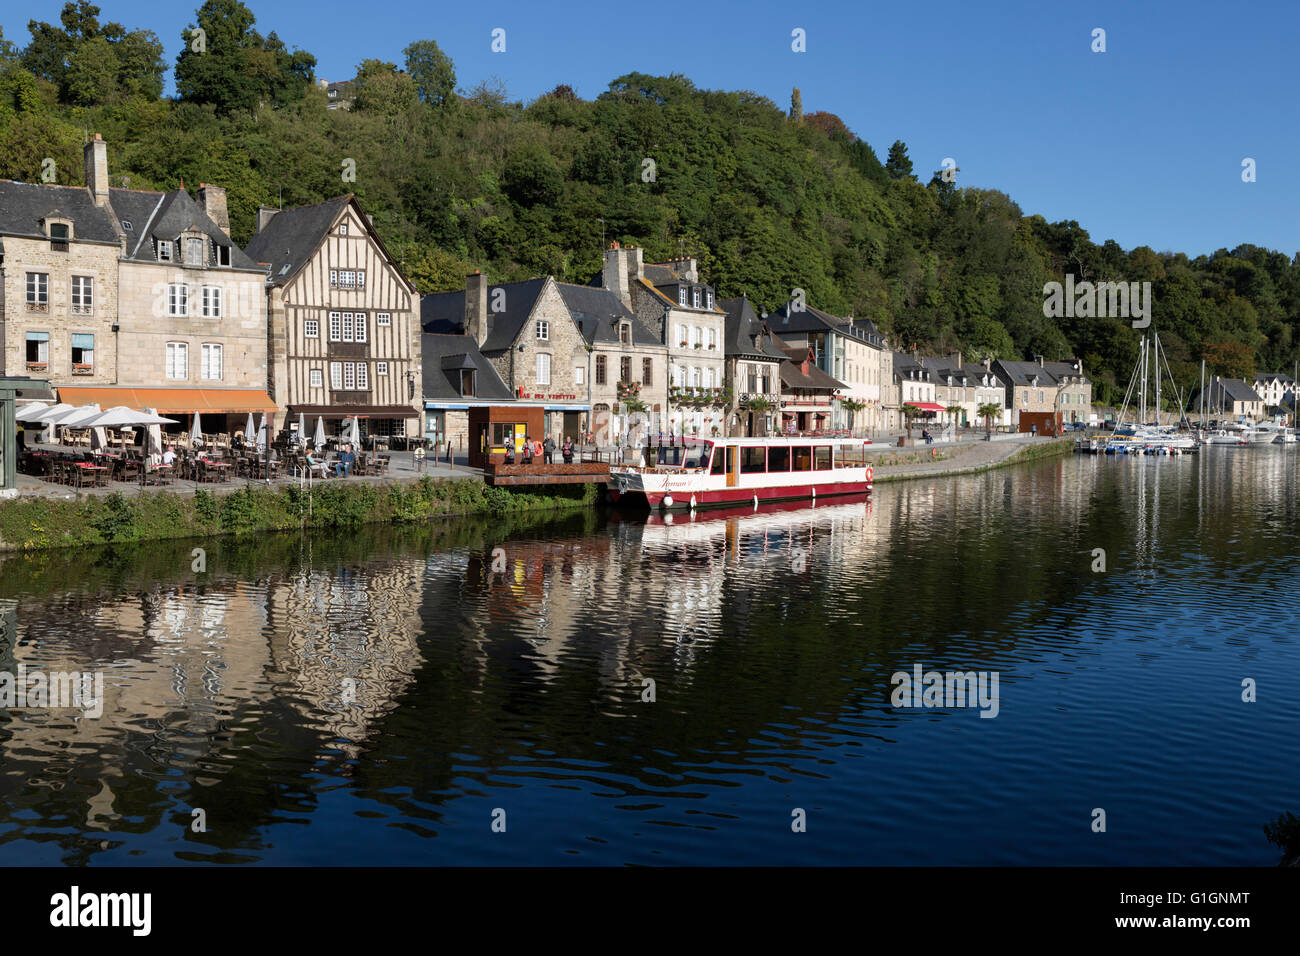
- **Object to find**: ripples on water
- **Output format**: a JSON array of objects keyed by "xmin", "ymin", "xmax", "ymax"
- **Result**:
[{"xmin": 1, "ymin": 449, "xmax": 1298, "ymax": 865}]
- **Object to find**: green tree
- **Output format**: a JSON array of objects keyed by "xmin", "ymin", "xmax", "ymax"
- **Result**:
[
  {"xmin": 403, "ymin": 39, "xmax": 456, "ymax": 108},
  {"xmin": 789, "ymin": 86, "xmax": 802, "ymax": 122},
  {"xmin": 978, "ymin": 402, "xmax": 1001, "ymax": 439},
  {"xmin": 886, "ymin": 139, "xmax": 914, "ymax": 180},
  {"xmin": 352, "ymin": 59, "xmax": 418, "ymax": 115}
]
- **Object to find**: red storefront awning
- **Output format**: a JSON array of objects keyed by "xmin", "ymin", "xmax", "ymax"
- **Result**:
[
  {"xmin": 909, "ymin": 402, "xmax": 946, "ymax": 412},
  {"xmin": 57, "ymin": 386, "xmax": 277, "ymax": 414}
]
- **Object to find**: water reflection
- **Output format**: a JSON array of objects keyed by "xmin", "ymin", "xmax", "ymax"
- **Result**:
[{"xmin": 1, "ymin": 449, "xmax": 1298, "ymax": 864}]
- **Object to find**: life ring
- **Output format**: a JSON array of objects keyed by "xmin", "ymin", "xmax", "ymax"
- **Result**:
[{"xmin": 866, "ymin": 466, "xmax": 874, "ymax": 482}]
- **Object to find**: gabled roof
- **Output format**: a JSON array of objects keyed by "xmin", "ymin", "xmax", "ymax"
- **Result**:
[
  {"xmin": 422, "ymin": 333, "xmax": 515, "ymax": 402},
  {"xmin": 1191, "ymin": 378, "xmax": 1263, "ymax": 404},
  {"xmin": 1043, "ymin": 359, "xmax": 1089, "ymax": 385},
  {"xmin": 1255, "ymin": 372, "xmax": 1295, "ymax": 384},
  {"xmin": 780, "ymin": 357, "xmax": 844, "ymax": 391},
  {"xmin": 0, "ymin": 181, "xmax": 120, "ymax": 244},
  {"xmin": 243, "ymin": 195, "xmax": 353, "ymax": 285},
  {"xmin": 420, "ymin": 277, "xmax": 550, "ymax": 353},
  {"xmin": 992, "ymin": 359, "xmax": 1056, "ymax": 388},
  {"xmin": 894, "ymin": 352, "xmax": 940, "ymax": 383},
  {"xmin": 111, "ymin": 187, "xmax": 260, "ymax": 269},
  {"xmin": 555, "ymin": 282, "xmax": 659, "ymax": 346},
  {"xmin": 769, "ymin": 303, "xmax": 887, "ymax": 347},
  {"xmin": 719, "ymin": 296, "xmax": 787, "ymax": 360}
]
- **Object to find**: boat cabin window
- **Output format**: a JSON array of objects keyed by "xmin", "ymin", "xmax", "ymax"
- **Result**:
[
  {"xmin": 768, "ymin": 446, "xmax": 790, "ymax": 471},
  {"xmin": 711, "ymin": 447, "xmax": 727, "ymax": 475},
  {"xmin": 792, "ymin": 447, "xmax": 813, "ymax": 472},
  {"xmin": 658, "ymin": 443, "xmax": 711, "ymax": 469},
  {"xmin": 814, "ymin": 446, "xmax": 833, "ymax": 470},
  {"xmin": 740, "ymin": 446, "xmax": 767, "ymax": 474}
]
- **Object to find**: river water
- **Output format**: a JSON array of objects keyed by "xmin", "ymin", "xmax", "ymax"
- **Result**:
[{"xmin": 1, "ymin": 450, "xmax": 1297, "ymax": 865}]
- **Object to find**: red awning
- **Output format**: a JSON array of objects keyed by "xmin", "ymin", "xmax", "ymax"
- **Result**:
[
  {"xmin": 909, "ymin": 402, "xmax": 946, "ymax": 412},
  {"xmin": 57, "ymin": 386, "xmax": 277, "ymax": 414}
]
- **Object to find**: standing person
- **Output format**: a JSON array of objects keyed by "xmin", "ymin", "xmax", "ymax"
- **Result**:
[
  {"xmin": 562, "ymin": 437, "xmax": 574, "ymax": 464},
  {"xmin": 522, "ymin": 435, "xmax": 534, "ymax": 465},
  {"xmin": 504, "ymin": 439, "xmax": 515, "ymax": 465},
  {"xmin": 1031, "ymin": 423, "xmax": 1037, "ymax": 438},
  {"xmin": 543, "ymin": 434, "xmax": 555, "ymax": 464}
]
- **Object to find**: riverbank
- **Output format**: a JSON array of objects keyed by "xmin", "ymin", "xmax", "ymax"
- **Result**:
[
  {"xmin": 0, "ymin": 476, "xmax": 597, "ymax": 552},
  {"xmin": 0, "ymin": 438, "xmax": 1072, "ymax": 552}
]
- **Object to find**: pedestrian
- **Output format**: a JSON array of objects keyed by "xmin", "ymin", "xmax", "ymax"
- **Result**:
[
  {"xmin": 1031, "ymin": 423, "xmax": 1038, "ymax": 437},
  {"xmin": 522, "ymin": 434, "xmax": 534, "ymax": 464},
  {"xmin": 562, "ymin": 437, "xmax": 574, "ymax": 464},
  {"xmin": 543, "ymin": 434, "xmax": 555, "ymax": 464},
  {"xmin": 504, "ymin": 439, "xmax": 515, "ymax": 465}
]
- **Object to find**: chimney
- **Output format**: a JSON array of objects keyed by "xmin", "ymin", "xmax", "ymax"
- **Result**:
[
  {"xmin": 84, "ymin": 134, "xmax": 109, "ymax": 205},
  {"xmin": 982, "ymin": 356, "xmax": 992, "ymax": 370},
  {"xmin": 257, "ymin": 206, "xmax": 280, "ymax": 233},
  {"xmin": 603, "ymin": 242, "xmax": 632, "ymax": 310},
  {"xmin": 1037, "ymin": 355, "xmax": 1045, "ymax": 368},
  {"xmin": 948, "ymin": 350, "xmax": 962, "ymax": 368},
  {"xmin": 197, "ymin": 184, "xmax": 230, "ymax": 233},
  {"xmin": 680, "ymin": 257, "xmax": 698, "ymax": 283},
  {"xmin": 465, "ymin": 271, "xmax": 488, "ymax": 346}
]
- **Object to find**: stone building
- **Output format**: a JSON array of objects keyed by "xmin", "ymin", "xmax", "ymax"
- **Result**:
[
  {"xmin": 421, "ymin": 275, "xmax": 591, "ymax": 445},
  {"xmin": 245, "ymin": 194, "xmax": 422, "ymax": 443},
  {"xmin": 719, "ymin": 296, "xmax": 786, "ymax": 436},
  {"xmin": 2, "ymin": 135, "xmax": 276, "ymax": 432},
  {"xmin": 928, "ymin": 353, "xmax": 1007, "ymax": 430},
  {"xmin": 597, "ymin": 243, "xmax": 727, "ymax": 434}
]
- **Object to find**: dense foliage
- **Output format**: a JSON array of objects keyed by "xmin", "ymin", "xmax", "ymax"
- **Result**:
[{"xmin": 3, "ymin": 1, "xmax": 1299, "ymax": 405}]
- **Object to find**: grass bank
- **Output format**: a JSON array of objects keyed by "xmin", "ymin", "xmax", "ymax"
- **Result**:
[{"xmin": 0, "ymin": 476, "xmax": 598, "ymax": 553}]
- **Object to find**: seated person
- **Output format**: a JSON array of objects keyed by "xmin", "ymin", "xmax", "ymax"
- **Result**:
[
  {"xmin": 334, "ymin": 444, "xmax": 356, "ymax": 477},
  {"xmin": 161, "ymin": 446, "xmax": 177, "ymax": 466},
  {"xmin": 304, "ymin": 445, "xmax": 330, "ymax": 479}
]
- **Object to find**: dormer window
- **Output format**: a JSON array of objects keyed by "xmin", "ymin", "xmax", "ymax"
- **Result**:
[
  {"xmin": 121, "ymin": 220, "xmax": 133, "ymax": 231},
  {"xmin": 157, "ymin": 240, "xmax": 173, "ymax": 262},
  {"xmin": 678, "ymin": 287, "xmax": 687, "ymax": 306},
  {"xmin": 460, "ymin": 369, "xmax": 476, "ymax": 397},
  {"xmin": 216, "ymin": 244, "xmax": 231, "ymax": 267},
  {"xmin": 47, "ymin": 221, "xmax": 71, "ymax": 252},
  {"xmin": 619, "ymin": 322, "xmax": 630, "ymax": 345},
  {"xmin": 705, "ymin": 289, "xmax": 713, "ymax": 309},
  {"xmin": 185, "ymin": 237, "xmax": 205, "ymax": 266},
  {"xmin": 692, "ymin": 287, "xmax": 701, "ymax": 308}
]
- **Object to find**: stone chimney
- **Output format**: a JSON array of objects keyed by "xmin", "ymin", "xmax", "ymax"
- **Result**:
[
  {"xmin": 84, "ymin": 134, "xmax": 109, "ymax": 205},
  {"xmin": 948, "ymin": 350, "xmax": 962, "ymax": 368},
  {"xmin": 603, "ymin": 242, "xmax": 633, "ymax": 310},
  {"xmin": 982, "ymin": 356, "xmax": 992, "ymax": 370},
  {"xmin": 465, "ymin": 271, "xmax": 488, "ymax": 346},
  {"xmin": 256, "ymin": 206, "xmax": 280, "ymax": 233},
  {"xmin": 197, "ymin": 184, "xmax": 230, "ymax": 233},
  {"xmin": 1037, "ymin": 355, "xmax": 1045, "ymax": 368}
]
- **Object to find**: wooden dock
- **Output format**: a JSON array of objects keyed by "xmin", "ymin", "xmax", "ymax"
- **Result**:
[{"xmin": 484, "ymin": 462, "xmax": 610, "ymax": 487}]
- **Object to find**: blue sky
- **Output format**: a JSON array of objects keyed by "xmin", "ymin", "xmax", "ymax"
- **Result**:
[{"xmin": 5, "ymin": 0, "xmax": 1294, "ymax": 258}]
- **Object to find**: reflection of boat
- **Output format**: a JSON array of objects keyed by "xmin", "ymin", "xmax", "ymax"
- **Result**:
[
  {"xmin": 608, "ymin": 437, "xmax": 872, "ymax": 510},
  {"xmin": 1206, "ymin": 429, "xmax": 1247, "ymax": 446}
]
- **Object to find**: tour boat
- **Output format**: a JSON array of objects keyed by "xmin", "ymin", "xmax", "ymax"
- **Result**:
[{"xmin": 606, "ymin": 436, "xmax": 874, "ymax": 510}]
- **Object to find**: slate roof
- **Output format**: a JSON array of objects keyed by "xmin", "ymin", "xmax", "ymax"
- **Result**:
[
  {"xmin": 1190, "ymin": 378, "xmax": 1263, "ymax": 406},
  {"xmin": 111, "ymin": 187, "xmax": 260, "ymax": 269},
  {"xmin": 1043, "ymin": 359, "xmax": 1089, "ymax": 384},
  {"xmin": 992, "ymin": 359, "xmax": 1056, "ymax": 388},
  {"xmin": 719, "ymin": 296, "xmax": 787, "ymax": 361},
  {"xmin": 0, "ymin": 181, "xmax": 119, "ymax": 244},
  {"xmin": 555, "ymin": 282, "xmax": 659, "ymax": 346},
  {"xmin": 1254, "ymin": 372, "xmax": 1295, "ymax": 385},
  {"xmin": 768, "ymin": 302, "xmax": 888, "ymax": 348},
  {"xmin": 894, "ymin": 352, "xmax": 940, "ymax": 383},
  {"xmin": 244, "ymin": 195, "xmax": 352, "ymax": 283},
  {"xmin": 421, "ymin": 334, "xmax": 515, "ymax": 402},
  {"xmin": 778, "ymin": 346, "xmax": 844, "ymax": 390},
  {"xmin": 420, "ymin": 277, "xmax": 550, "ymax": 353}
]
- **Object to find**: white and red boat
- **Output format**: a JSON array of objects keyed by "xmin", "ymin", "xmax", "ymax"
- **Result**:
[{"xmin": 606, "ymin": 436, "xmax": 874, "ymax": 510}]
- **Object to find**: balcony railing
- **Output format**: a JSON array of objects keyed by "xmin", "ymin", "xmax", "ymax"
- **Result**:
[{"xmin": 26, "ymin": 302, "xmax": 49, "ymax": 313}]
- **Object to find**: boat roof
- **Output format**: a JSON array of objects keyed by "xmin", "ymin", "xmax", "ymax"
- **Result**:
[{"xmin": 657, "ymin": 436, "xmax": 870, "ymax": 446}]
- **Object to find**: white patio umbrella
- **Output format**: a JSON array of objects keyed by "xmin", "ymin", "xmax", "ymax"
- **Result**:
[
  {"xmin": 296, "ymin": 412, "xmax": 306, "ymax": 445},
  {"xmin": 255, "ymin": 413, "xmax": 267, "ymax": 451},
  {"xmin": 243, "ymin": 411, "xmax": 256, "ymax": 444},
  {"xmin": 16, "ymin": 402, "xmax": 57, "ymax": 423},
  {"xmin": 142, "ymin": 408, "xmax": 165, "ymax": 460},
  {"xmin": 313, "ymin": 416, "xmax": 326, "ymax": 447},
  {"xmin": 26, "ymin": 402, "xmax": 75, "ymax": 442},
  {"xmin": 190, "ymin": 412, "xmax": 203, "ymax": 443},
  {"xmin": 83, "ymin": 406, "xmax": 176, "ymax": 428},
  {"xmin": 346, "ymin": 416, "xmax": 361, "ymax": 445},
  {"xmin": 58, "ymin": 404, "xmax": 104, "ymax": 428}
]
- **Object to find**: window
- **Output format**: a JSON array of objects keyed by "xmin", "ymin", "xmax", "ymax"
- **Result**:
[
  {"xmin": 354, "ymin": 312, "xmax": 367, "ymax": 343},
  {"xmin": 619, "ymin": 323, "xmax": 630, "ymax": 345},
  {"xmin": 166, "ymin": 342, "xmax": 188, "ymax": 380},
  {"xmin": 121, "ymin": 220, "xmax": 133, "ymax": 231},
  {"xmin": 814, "ymin": 446, "xmax": 833, "ymax": 470},
  {"xmin": 25, "ymin": 331, "xmax": 49, "ymax": 368},
  {"xmin": 330, "ymin": 363, "xmax": 343, "ymax": 389},
  {"xmin": 536, "ymin": 352, "xmax": 551, "ymax": 385},
  {"xmin": 26, "ymin": 273, "xmax": 48, "ymax": 309},
  {"xmin": 711, "ymin": 448, "xmax": 727, "ymax": 475},
  {"xmin": 342, "ymin": 312, "xmax": 355, "ymax": 342},
  {"xmin": 691, "ymin": 326, "xmax": 701, "ymax": 348},
  {"xmin": 329, "ymin": 269, "xmax": 338, "ymax": 287},
  {"xmin": 202, "ymin": 286, "xmax": 223, "ymax": 318},
  {"xmin": 357, "ymin": 270, "xmax": 366, "ymax": 289},
  {"xmin": 692, "ymin": 287, "xmax": 701, "ymax": 308},
  {"xmin": 71, "ymin": 333, "xmax": 94, "ymax": 372},
  {"xmin": 335, "ymin": 270, "xmax": 357, "ymax": 290},
  {"xmin": 705, "ymin": 290, "xmax": 713, "ymax": 309},
  {"xmin": 574, "ymin": 366, "xmax": 585, "ymax": 385},
  {"xmin": 621, "ymin": 356, "xmax": 632, "ymax": 382},
  {"xmin": 356, "ymin": 363, "xmax": 369, "ymax": 389},
  {"xmin": 377, "ymin": 312, "xmax": 391, "ymax": 326},
  {"xmin": 1021, "ymin": 390, "xmax": 1029, "ymax": 405},
  {"xmin": 216, "ymin": 244, "xmax": 231, "ymax": 267},
  {"xmin": 536, "ymin": 320, "xmax": 549, "ymax": 341},
  {"xmin": 339, "ymin": 223, "xmax": 349, "ymax": 236},
  {"xmin": 595, "ymin": 355, "xmax": 607, "ymax": 385},
  {"xmin": 703, "ymin": 368, "xmax": 714, "ymax": 388},
  {"xmin": 168, "ymin": 284, "xmax": 188, "ymax": 316},
  {"xmin": 201, "ymin": 343, "xmax": 223, "ymax": 380},
  {"xmin": 305, "ymin": 319, "xmax": 320, "ymax": 338},
  {"xmin": 186, "ymin": 238, "xmax": 205, "ymax": 266},
  {"xmin": 768, "ymin": 446, "xmax": 790, "ymax": 471},
  {"xmin": 49, "ymin": 222, "xmax": 70, "ymax": 251},
  {"xmin": 71, "ymin": 276, "xmax": 93, "ymax": 314},
  {"xmin": 1038, "ymin": 391, "xmax": 1044, "ymax": 404},
  {"xmin": 690, "ymin": 367, "xmax": 701, "ymax": 387},
  {"xmin": 329, "ymin": 312, "xmax": 342, "ymax": 341},
  {"xmin": 310, "ymin": 369, "xmax": 323, "ymax": 388},
  {"xmin": 677, "ymin": 324, "xmax": 686, "ymax": 346},
  {"xmin": 377, "ymin": 361, "xmax": 389, "ymax": 375},
  {"xmin": 678, "ymin": 287, "xmax": 687, "ymax": 306},
  {"xmin": 741, "ymin": 446, "xmax": 767, "ymax": 474},
  {"xmin": 672, "ymin": 365, "xmax": 683, "ymax": 387},
  {"xmin": 642, "ymin": 358, "xmax": 653, "ymax": 386},
  {"xmin": 157, "ymin": 240, "xmax": 173, "ymax": 262},
  {"xmin": 792, "ymin": 447, "xmax": 813, "ymax": 472},
  {"xmin": 343, "ymin": 363, "xmax": 356, "ymax": 389},
  {"xmin": 460, "ymin": 369, "xmax": 476, "ymax": 396},
  {"xmin": 707, "ymin": 328, "xmax": 716, "ymax": 350}
]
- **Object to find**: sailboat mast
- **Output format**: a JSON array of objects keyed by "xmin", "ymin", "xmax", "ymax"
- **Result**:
[
  {"xmin": 1139, "ymin": 335, "xmax": 1148, "ymax": 422},
  {"xmin": 1199, "ymin": 359, "xmax": 1205, "ymax": 427},
  {"xmin": 1154, "ymin": 335, "xmax": 1162, "ymax": 426}
]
